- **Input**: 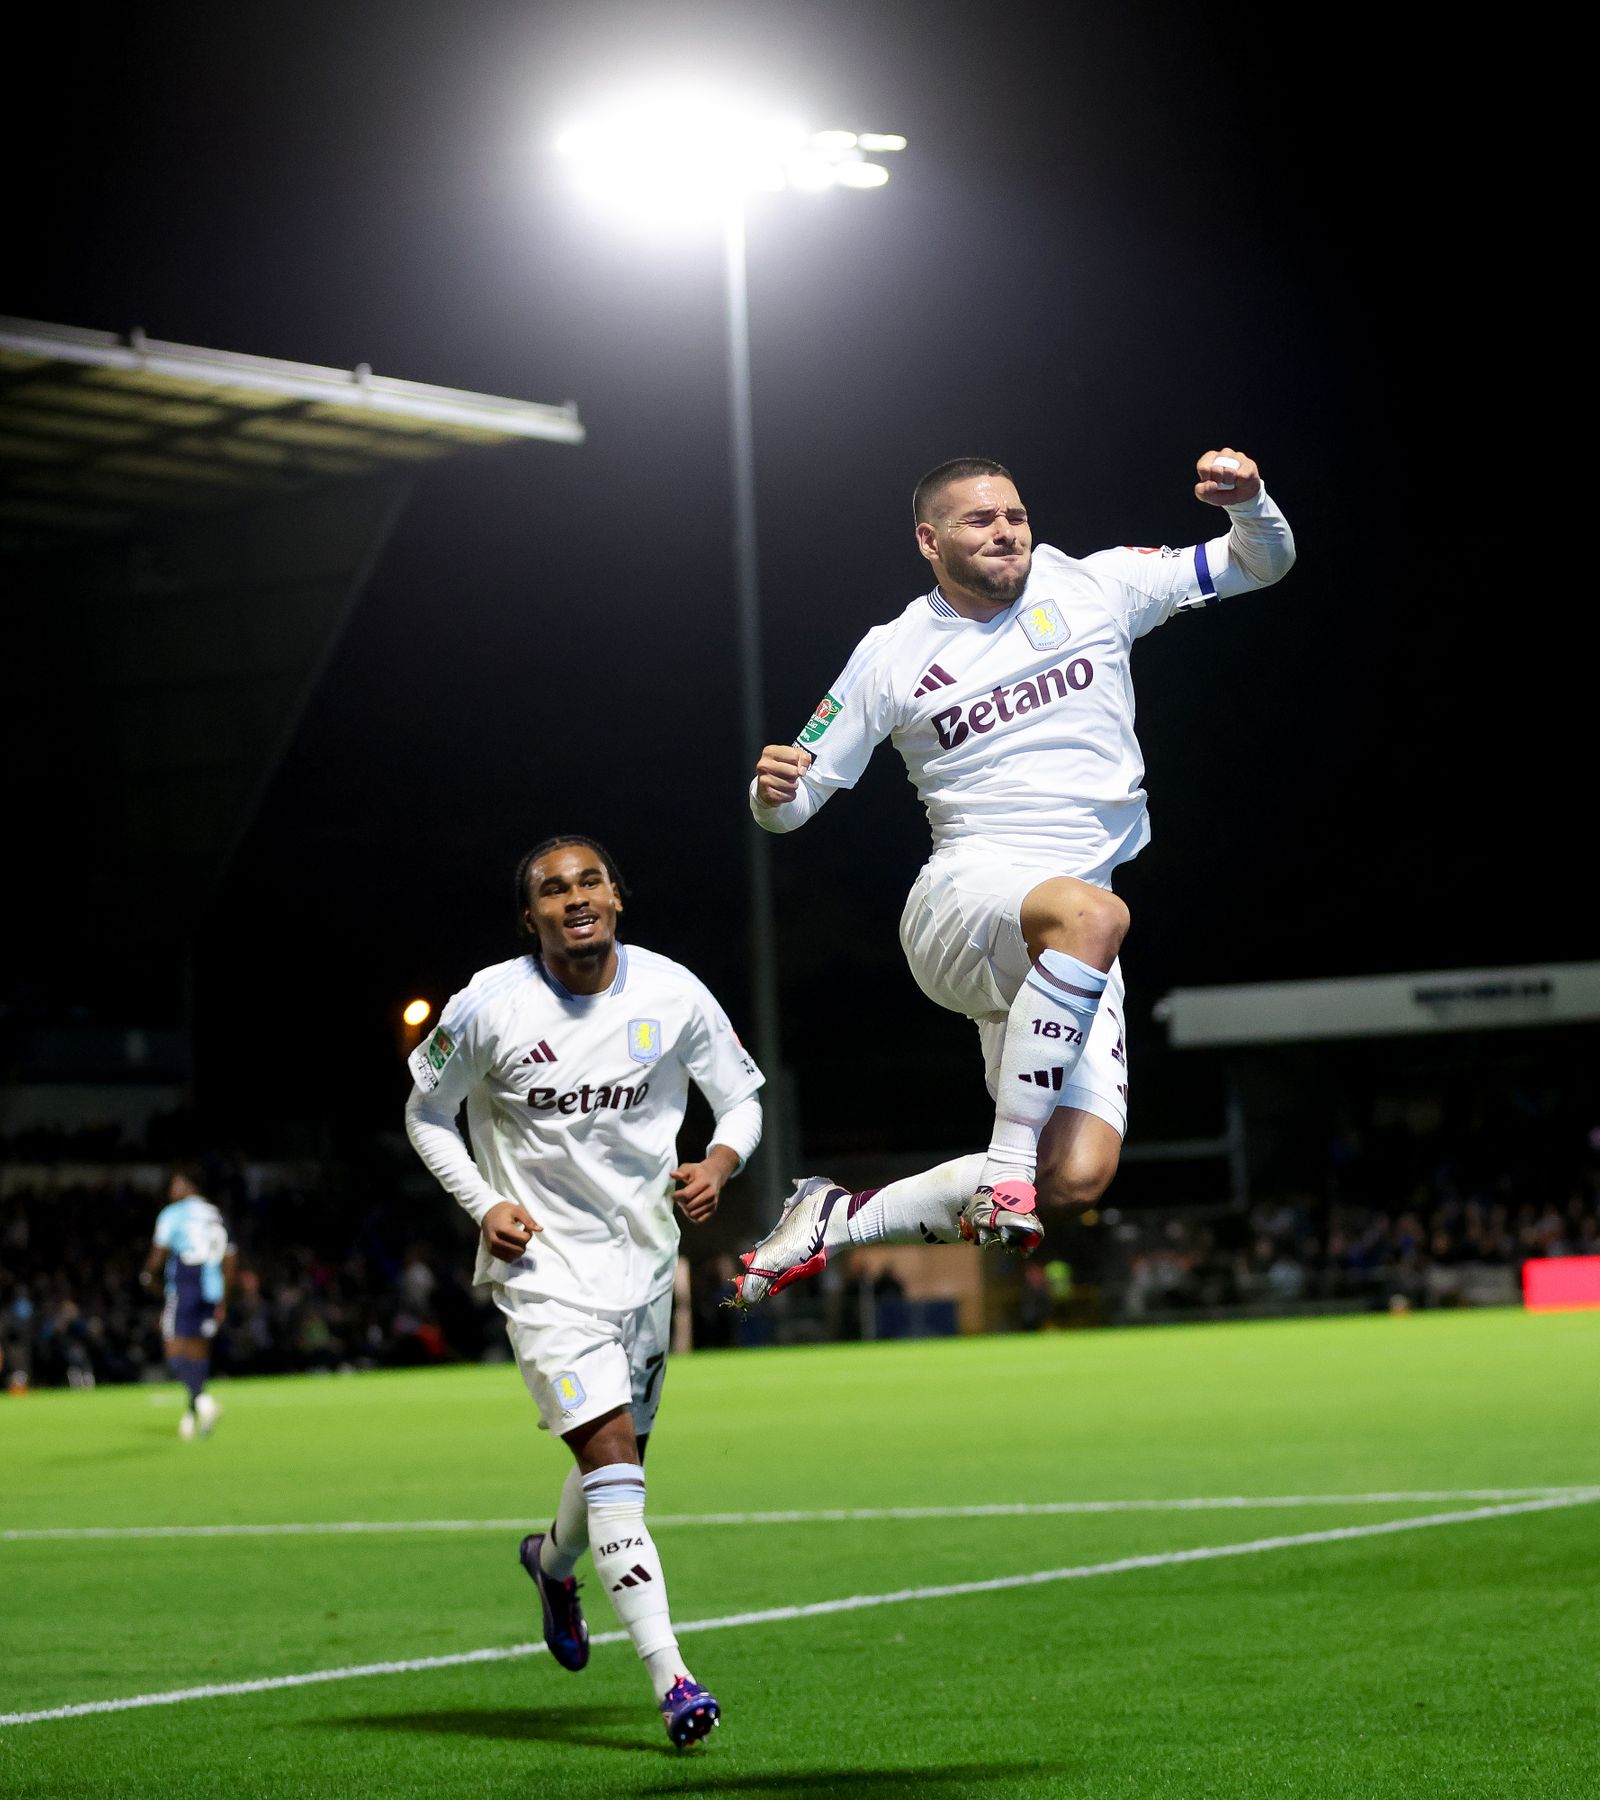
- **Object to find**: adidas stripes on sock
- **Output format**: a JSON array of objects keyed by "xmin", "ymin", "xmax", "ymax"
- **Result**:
[
  {"xmin": 832, "ymin": 1154, "xmax": 987, "ymax": 1247},
  {"xmin": 982, "ymin": 948, "xmax": 1107, "ymax": 1185},
  {"xmin": 582, "ymin": 1462, "xmax": 689, "ymax": 1697},
  {"xmin": 538, "ymin": 1465, "xmax": 590, "ymax": 1580}
]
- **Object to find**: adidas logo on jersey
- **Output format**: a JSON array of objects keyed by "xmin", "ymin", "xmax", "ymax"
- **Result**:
[
  {"xmin": 913, "ymin": 662, "xmax": 957, "ymax": 698},
  {"xmin": 521, "ymin": 1041, "xmax": 558, "ymax": 1064},
  {"xmin": 528, "ymin": 1080, "xmax": 650, "ymax": 1116}
]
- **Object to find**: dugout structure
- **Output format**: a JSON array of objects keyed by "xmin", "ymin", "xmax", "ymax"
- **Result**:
[{"xmin": 2, "ymin": 317, "xmax": 583, "ymax": 1041}]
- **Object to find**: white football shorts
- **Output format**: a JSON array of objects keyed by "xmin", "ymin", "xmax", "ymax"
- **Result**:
[
  {"xmin": 495, "ymin": 1284, "xmax": 673, "ymax": 1438},
  {"xmin": 899, "ymin": 852, "xmax": 1129, "ymax": 1137}
]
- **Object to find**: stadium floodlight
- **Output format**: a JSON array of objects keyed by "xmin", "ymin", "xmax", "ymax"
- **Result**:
[
  {"xmin": 553, "ymin": 87, "xmax": 904, "ymax": 229},
  {"xmin": 555, "ymin": 89, "xmax": 906, "ymax": 1223},
  {"xmin": 402, "ymin": 999, "xmax": 432, "ymax": 1028}
]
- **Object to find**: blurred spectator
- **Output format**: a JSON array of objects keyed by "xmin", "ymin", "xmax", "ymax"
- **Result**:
[{"xmin": 0, "ymin": 1161, "xmax": 489, "ymax": 1389}]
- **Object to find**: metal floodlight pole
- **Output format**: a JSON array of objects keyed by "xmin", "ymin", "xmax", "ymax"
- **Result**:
[
  {"xmin": 722, "ymin": 196, "xmax": 788, "ymax": 1221},
  {"xmin": 553, "ymin": 105, "xmax": 904, "ymax": 1222}
]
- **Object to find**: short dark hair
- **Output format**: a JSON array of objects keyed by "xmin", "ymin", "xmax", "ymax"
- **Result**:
[
  {"xmin": 513, "ymin": 835, "xmax": 629, "ymax": 953},
  {"xmin": 913, "ymin": 457, "xmax": 1015, "ymax": 525},
  {"xmin": 166, "ymin": 1160, "xmax": 205, "ymax": 1192}
]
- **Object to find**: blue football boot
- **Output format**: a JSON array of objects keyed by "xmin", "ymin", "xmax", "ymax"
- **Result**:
[
  {"xmin": 518, "ymin": 1532, "xmax": 589, "ymax": 1671},
  {"xmin": 659, "ymin": 1674, "xmax": 720, "ymax": 1748}
]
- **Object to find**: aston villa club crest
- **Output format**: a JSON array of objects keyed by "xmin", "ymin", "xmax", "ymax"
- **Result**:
[
  {"xmin": 627, "ymin": 1019, "xmax": 662, "ymax": 1064},
  {"xmin": 1017, "ymin": 598, "xmax": 1070, "ymax": 650}
]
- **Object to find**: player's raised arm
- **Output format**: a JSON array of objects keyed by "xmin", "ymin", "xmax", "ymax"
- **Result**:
[{"xmin": 1190, "ymin": 446, "xmax": 1295, "ymax": 594}]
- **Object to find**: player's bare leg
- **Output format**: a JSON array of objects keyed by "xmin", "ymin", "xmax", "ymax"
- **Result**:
[
  {"xmin": 1036, "ymin": 1106, "xmax": 1122, "ymax": 1211},
  {"xmin": 966, "ymin": 877, "xmax": 1127, "ymax": 1242}
]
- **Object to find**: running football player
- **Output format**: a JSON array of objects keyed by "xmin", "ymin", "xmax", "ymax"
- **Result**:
[
  {"xmin": 733, "ymin": 450, "xmax": 1295, "ymax": 1304},
  {"xmin": 404, "ymin": 835, "xmax": 763, "ymax": 1749},
  {"xmin": 140, "ymin": 1164, "xmax": 235, "ymax": 1437}
]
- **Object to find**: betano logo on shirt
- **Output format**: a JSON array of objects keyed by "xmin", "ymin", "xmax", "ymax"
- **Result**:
[
  {"xmin": 528, "ymin": 1080, "xmax": 650, "ymax": 1115},
  {"xmin": 931, "ymin": 657, "xmax": 1095, "ymax": 750}
]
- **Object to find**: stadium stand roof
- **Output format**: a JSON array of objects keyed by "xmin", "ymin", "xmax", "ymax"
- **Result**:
[
  {"xmin": 1155, "ymin": 962, "xmax": 1600, "ymax": 1047},
  {"xmin": 4, "ymin": 319, "xmax": 584, "ymax": 1035},
  {"xmin": 0, "ymin": 316, "xmax": 583, "ymax": 552}
]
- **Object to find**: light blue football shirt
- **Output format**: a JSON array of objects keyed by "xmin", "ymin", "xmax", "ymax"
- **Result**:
[{"xmin": 153, "ymin": 1197, "xmax": 232, "ymax": 1303}]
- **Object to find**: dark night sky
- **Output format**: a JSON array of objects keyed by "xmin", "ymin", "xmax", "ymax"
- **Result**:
[{"xmin": 7, "ymin": 2, "xmax": 1579, "ymax": 1155}]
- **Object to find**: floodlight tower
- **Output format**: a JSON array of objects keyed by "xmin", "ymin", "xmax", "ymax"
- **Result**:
[{"xmin": 555, "ymin": 95, "xmax": 906, "ymax": 1219}]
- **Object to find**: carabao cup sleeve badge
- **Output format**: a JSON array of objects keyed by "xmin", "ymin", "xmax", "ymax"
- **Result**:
[
  {"xmin": 409, "ymin": 1024, "xmax": 456, "ymax": 1091},
  {"xmin": 1018, "ymin": 599, "xmax": 1070, "ymax": 650},
  {"xmin": 798, "ymin": 691, "xmax": 843, "ymax": 746},
  {"xmin": 628, "ymin": 1020, "xmax": 662, "ymax": 1064}
]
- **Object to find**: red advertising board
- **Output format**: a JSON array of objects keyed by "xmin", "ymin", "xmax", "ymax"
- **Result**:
[{"xmin": 1522, "ymin": 1256, "xmax": 1600, "ymax": 1311}]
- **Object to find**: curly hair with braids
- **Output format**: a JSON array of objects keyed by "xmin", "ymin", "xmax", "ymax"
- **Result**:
[{"xmin": 512, "ymin": 835, "xmax": 629, "ymax": 958}]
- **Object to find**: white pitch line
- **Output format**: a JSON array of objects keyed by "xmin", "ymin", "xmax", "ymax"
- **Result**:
[
  {"xmin": 4, "ymin": 1488, "xmax": 1597, "ymax": 1730},
  {"xmin": 3, "ymin": 1487, "xmax": 1594, "ymax": 1542}
]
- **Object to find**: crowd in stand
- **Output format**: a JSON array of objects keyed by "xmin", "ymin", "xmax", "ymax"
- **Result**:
[
  {"xmin": 5, "ymin": 1063, "xmax": 1598, "ymax": 1380},
  {"xmin": 0, "ymin": 1160, "xmax": 502, "ymax": 1392},
  {"xmin": 1114, "ymin": 1189, "xmax": 1600, "ymax": 1319}
]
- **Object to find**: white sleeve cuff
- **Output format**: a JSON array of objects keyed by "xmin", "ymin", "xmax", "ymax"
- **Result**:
[
  {"xmin": 749, "ymin": 774, "xmax": 822, "ymax": 834},
  {"xmin": 709, "ymin": 1092, "xmax": 764, "ymax": 1172}
]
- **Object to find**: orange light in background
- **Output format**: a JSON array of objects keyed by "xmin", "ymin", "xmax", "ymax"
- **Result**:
[{"xmin": 402, "ymin": 999, "xmax": 432, "ymax": 1028}]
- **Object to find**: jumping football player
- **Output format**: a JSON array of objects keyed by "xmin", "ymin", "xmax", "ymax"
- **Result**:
[
  {"xmin": 404, "ymin": 835, "xmax": 763, "ymax": 1749},
  {"xmin": 141, "ymin": 1164, "xmax": 235, "ymax": 1437},
  {"xmin": 734, "ymin": 450, "xmax": 1295, "ymax": 1304}
]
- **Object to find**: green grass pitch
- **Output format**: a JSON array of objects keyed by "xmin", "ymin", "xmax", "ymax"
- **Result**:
[{"xmin": 3, "ymin": 1308, "xmax": 1598, "ymax": 1798}]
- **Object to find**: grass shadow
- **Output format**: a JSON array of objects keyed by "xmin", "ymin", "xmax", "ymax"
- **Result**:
[
  {"xmin": 333, "ymin": 1717, "xmax": 1071, "ymax": 1789},
  {"xmin": 334, "ymin": 1705, "xmax": 660, "ymax": 1755},
  {"xmin": 640, "ymin": 1764, "xmax": 1075, "ymax": 1795}
]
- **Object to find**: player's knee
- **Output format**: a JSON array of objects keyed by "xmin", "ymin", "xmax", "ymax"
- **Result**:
[{"xmin": 1024, "ymin": 881, "xmax": 1129, "ymax": 966}]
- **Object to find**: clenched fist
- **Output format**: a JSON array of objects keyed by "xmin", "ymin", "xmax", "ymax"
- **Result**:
[
  {"xmin": 753, "ymin": 743, "xmax": 814, "ymax": 808},
  {"xmin": 482, "ymin": 1199, "xmax": 541, "ymax": 1262},
  {"xmin": 1194, "ymin": 447, "xmax": 1262, "ymax": 507}
]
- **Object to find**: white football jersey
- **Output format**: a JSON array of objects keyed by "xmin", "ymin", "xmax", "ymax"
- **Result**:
[
  {"xmin": 755, "ymin": 489, "xmax": 1295, "ymax": 884},
  {"xmin": 407, "ymin": 944, "xmax": 763, "ymax": 1311}
]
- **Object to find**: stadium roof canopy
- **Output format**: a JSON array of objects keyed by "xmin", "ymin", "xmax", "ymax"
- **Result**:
[
  {"xmin": 5, "ymin": 319, "xmax": 585, "ymax": 1033},
  {"xmin": 1155, "ymin": 962, "xmax": 1600, "ymax": 1047},
  {"xmin": 0, "ymin": 316, "xmax": 584, "ymax": 552}
]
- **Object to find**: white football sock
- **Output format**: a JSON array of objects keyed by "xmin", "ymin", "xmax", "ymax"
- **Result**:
[
  {"xmin": 582, "ymin": 1462, "xmax": 690, "ymax": 1698},
  {"xmin": 538, "ymin": 1465, "xmax": 589, "ymax": 1580},
  {"xmin": 830, "ymin": 1155, "xmax": 987, "ymax": 1246},
  {"xmin": 982, "ymin": 949, "xmax": 1107, "ymax": 1185}
]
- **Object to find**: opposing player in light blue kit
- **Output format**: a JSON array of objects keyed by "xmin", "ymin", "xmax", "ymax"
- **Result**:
[
  {"xmin": 404, "ymin": 834, "xmax": 763, "ymax": 1750},
  {"xmin": 734, "ymin": 449, "xmax": 1295, "ymax": 1304},
  {"xmin": 141, "ymin": 1164, "xmax": 235, "ymax": 1438}
]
